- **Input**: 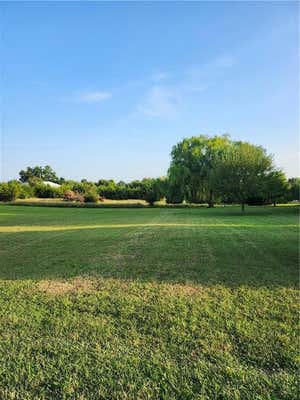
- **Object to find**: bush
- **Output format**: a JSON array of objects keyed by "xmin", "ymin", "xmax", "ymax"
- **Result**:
[
  {"xmin": 246, "ymin": 196, "xmax": 266, "ymax": 206},
  {"xmin": 166, "ymin": 184, "xmax": 184, "ymax": 204},
  {"xmin": 84, "ymin": 191, "xmax": 98, "ymax": 203},
  {"xmin": 0, "ymin": 182, "xmax": 20, "ymax": 201},
  {"xmin": 19, "ymin": 184, "xmax": 34, "ymax": 199},
  {"xmin": 64, "ymin": 190, "xmax": 84, "ymax": 203},
  {"xmin": 34, "ymin": 184, "xmax": 61, "ymax": 198},
  {"xmin": 143, "ymin": 191, "xmax": 158, "ymax": 206}
]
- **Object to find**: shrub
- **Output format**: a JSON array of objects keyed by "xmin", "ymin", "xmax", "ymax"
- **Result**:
[
  {"xmin": 64, "ymin": 190, "xmax": 76, "ymax": 201},
  {"xmin": 84, "ymin": 191, "xmax": 98, "ymax": 203},
  {"xmin": 166, "ymin": 184, "xmax": 184, "ymax": 204},
  {"xmin": 246, "ymin": 196, "xmax": 266, "ymax": 206},
  {"xmin": 75, "ymin": 193, "xmax": 84, "ymax": 203},
  {"xmin": 19, "ymin": 184, "xmax": 34, "ymax": 199},
  {"xmin": 0, "ymin": 181, "xmax": 20, "ymax": 201},
  {"xmin": 143, "ymin": 191, "xmax": 158, "ymax": 206},
  {"xmin": 64, "ymin": 190, "xmax": 84, "ymax": 203},
  {"xmin": 141, "ymin": 178, "xmax": 165, "ymax": 206},
  {"xmin": 34, "ymin": 184, "xmax": 61, "ymax": 198}
]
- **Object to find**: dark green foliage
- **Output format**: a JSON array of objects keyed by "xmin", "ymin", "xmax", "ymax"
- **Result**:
[
  {"xmin": 264, "ymin": 170, "xmax": 288, "ymax": 206},
  {"xmin": 141, "ymin": 178, "xmax": 166, "ymax": 205},
  {"xmin": 97, "ymin": 178, "xmax": 166, "ymax": 201},
  {"xmin": 34, "ymin": 184, "xmax": 61, "ymax": 198},
  {"xmin": 246, "ymin": 196, "xmax": 266, "ymax": 206},
  {"xmin": 166, "ymin": 182, "xmax": 184, "ymax": 204},
  {"xmin": 168, "ymin": 135, "xmax": 232, "ymax": 205},
  {"xmin": 83, "ymin": 190, "xmax": 99, "ymax": 203},
  {"xmin": 19, "ymin": 165, "xmax": 60, "ymax": 183},
  {"xmin": 168, "ymin": 135, "xmax": 290, "ymax": 210},
  {"xmin": 213, "ymin": 141, "xmax": 274, "ymax": 211},
  {"xmin": 288, "ymin": 177, "xmax": 300, "ymax": 201}
]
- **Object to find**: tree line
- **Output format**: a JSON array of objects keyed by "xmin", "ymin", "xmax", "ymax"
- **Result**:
[{"xmin": 0, "ymin": 135, "xmax": 299, "ymax": 209}]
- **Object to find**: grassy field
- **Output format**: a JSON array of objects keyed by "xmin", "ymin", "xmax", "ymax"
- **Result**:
[{"xmin": 0, "ymin": 205, "xmax": 298, "ymax": 399}]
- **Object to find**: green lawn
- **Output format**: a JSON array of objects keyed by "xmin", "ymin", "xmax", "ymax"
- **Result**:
[{"xmin": 0, "ymin": 205, "xmax": 298, "ymax": 399}]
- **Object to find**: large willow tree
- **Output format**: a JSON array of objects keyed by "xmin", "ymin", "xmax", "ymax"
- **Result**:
[
  {"xmin": 168, "ymin": 135, "xmax": 232, "ymax": 206},
  {"xmin": 168, "ymin": 135, "xmax": 280, "ymax": 210}
]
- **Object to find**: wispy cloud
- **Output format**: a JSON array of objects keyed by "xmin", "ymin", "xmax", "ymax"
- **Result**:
[
  {"xmin": 137, "ymin": 85, "xmax": 181, "ymax": 118},
  {"xmin": 77, "ymin": 91, "xmax": 112, "ymax": 103},
  {"xmin": 134, "ymin": 54, "xmax": 236, "ymax": 119}
]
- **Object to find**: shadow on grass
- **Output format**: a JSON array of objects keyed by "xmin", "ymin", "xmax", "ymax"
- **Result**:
[{"xmin": 0, "ymin": 224, "xmax": 298, "ymax": 289}]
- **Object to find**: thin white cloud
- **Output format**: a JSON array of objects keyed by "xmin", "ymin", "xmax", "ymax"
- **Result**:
[
  {"xmin": 137, "ymin": 85, "xmax": 181, "ymax": 118},
  {"xmin": 137, "ymin": 54, "xmax": 236, "ymax": 118},
  {"xmin": 77, "ymin": 91, "xmax": 112, "ymax": 103}
]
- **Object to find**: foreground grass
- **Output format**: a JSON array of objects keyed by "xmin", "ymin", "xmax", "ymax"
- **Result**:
[{"xmin": 0, "ymin": 205, "xmax": 298, "ymax": 399}]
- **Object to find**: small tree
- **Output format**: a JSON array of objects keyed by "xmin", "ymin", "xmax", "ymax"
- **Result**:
[{"xmin": 142, "ymin": 178, "xmax": 165, "ymax": 206}]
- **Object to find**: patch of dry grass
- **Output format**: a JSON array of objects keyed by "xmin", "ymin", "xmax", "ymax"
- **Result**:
[{"xmin": 38, "ymin": 277, "xmax": 95, "ymax": 295}]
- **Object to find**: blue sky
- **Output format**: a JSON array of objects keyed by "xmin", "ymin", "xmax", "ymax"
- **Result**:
[{"xmin": 1, "ymin": 1, "xmax": 298, "ymax": 181}]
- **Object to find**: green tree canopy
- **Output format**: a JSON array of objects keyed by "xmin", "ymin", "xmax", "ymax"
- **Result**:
[
  {"xmin": 288, "ymin": 177, "xmax": 300, "ymax": 201},
  {"xmin": 168, "ymin": 135, "xmax": 279, "ymax": 211},
  {"xmin": 19, "ymin": 165, "xmax": 60, "ymax": 183},
  {"xmin": 264, "ymin": 170, "xmax": 288, "ymax": 206},
  {"xmin": 168, "ymin": 135, "xmax": 232, "ymax": 206},
  {"xmin": 213, "ymin": 141, "xmax": 274, "ymax": 211}
]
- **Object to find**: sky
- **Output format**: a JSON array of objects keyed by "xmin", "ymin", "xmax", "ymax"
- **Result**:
[{"xmin": 1, "ymin": 1, "xmax": 299, "ymax": 182}]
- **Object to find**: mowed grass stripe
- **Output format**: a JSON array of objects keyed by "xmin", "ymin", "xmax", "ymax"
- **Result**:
[{"xmin": 0, "ymin": 223, "xmax": 297, "ymax": 232}]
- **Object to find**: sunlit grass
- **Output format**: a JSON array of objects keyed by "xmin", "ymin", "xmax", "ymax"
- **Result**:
[
  {"xmin": 0, "ymin": 223, "xmax": 297, "ymax": 232},
  {"xmin": 0, "ymin": 204, "xmax": 298, "ymax": 399}
]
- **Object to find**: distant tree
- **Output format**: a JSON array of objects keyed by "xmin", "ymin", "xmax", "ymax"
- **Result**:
[
  {"xmin": 264, "ymin": 170, "xmax": 288, "ymax": 206},
  {"xmin": 287, "ymin": 177, "xmax": 300, "ymax": 201},
  {"xmin": 142, "ymin": 178, "xmax": 165, "ymax": 206},
  {"xmin": 19, "ymin": 165, "xmax": 60, "ymax": 183},
  {"xmin": 213, "ymin": 141, "xmax": 274, "ymax": 212}
]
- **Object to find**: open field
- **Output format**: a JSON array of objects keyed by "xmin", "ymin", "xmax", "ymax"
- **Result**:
[{"xmin": 0, "ymin": 205, "xmax": 298, "ymax": 399}]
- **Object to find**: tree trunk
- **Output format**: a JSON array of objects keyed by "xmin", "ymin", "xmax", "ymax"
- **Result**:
[
  {"xmin": 241, "ymin": 203, "xmax": 245, "ymax": 212},
  {"xmin": 273, "ymin": 201, "xmax": 276, "ymax": 207}
]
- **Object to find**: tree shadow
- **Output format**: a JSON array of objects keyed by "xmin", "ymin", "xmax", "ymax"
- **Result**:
[{"xmin": 0, "ymin": 223, "xmax": 298, "ymax": 289}]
